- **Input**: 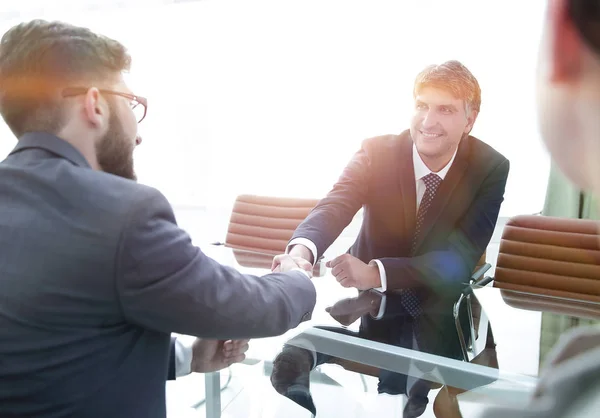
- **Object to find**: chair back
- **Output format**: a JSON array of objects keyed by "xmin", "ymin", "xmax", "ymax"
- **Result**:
[
  {"xmin": 496, "ymin": 215, "xmax": 600, "ymax": 304},
  {"xmin": 225, "ymin": 194, "xmax": 319, "ymax": 254}
]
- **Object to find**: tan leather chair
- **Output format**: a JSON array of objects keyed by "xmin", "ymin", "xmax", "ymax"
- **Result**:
[
  {"xmin": 458, "ymin": 215, "xmax": 600, "ymax": 359},
  {"xmin": 494, "ymin": 215, "xmax": 600, "ymax": 310},
  {"xmin": 223, "ymin": 194, "xmax": 319, "ymax": 253},
  {"xmin": 458, "ymin": 215, "xmax": 600, "ymax": 356},
  {"xmin": 216, "ymin": 194, "xmax": 322, "ymax": 273},
  {"xmin": 444, "ymin": 215, "xmax": 600, "ymax": 418},
  {"xmin": 454, "ymin": 215, "xmax": 600, "ymax": 360}
]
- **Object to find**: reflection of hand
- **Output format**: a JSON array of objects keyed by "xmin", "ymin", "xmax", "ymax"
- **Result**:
[
  {"xmin": 326, "ymin": 254, "xmax": 380, "ymax": 290},
  {"xmin": 326, "ymin": 291, "xmax": 382, "ymax": 326},
  {"xmin": 271, "ymin": 254, "xmax": 313, "ymax": 278},
  {"xmin": 190, "ymin": 339, "xmax": 250, "ymax": 373}
]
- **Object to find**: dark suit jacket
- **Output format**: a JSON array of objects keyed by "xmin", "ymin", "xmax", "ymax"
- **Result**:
[
  {"xmin": 0, "ymin": 133, "xmax": 316, "ymax": 418},
  {"xmin": 292, "ymin": 130, "xmax": 509, "ymax": 357}
]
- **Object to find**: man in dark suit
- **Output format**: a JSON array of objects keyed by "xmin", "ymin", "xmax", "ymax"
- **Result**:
[
  {"xmin": 271, "ymin": 60, "xmax": 509, "ymax": 416},
  {"xmin": 0, "ymin": 20, "xmax": 316, "ymax": 418}
]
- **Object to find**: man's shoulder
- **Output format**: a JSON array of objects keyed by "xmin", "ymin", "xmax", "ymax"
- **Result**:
[
  {"xmin": 361, "ymin": 130, "xmax": 411, "ymax": 152},
  {"xmin": 364, "ymin": 130, "xmax": 410, "ymax": 146},
  {"xmin": 466, "ymin": 135, "xmax": 508, "ymax": 166},
  {"xmin": 74, "ymin": 168, "xmax": 168, "ymax": 215}
]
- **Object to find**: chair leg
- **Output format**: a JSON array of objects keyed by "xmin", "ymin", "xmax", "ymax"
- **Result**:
[
  {"xmin": 473, "ymin": 310, "xmax": 490, "ymax": 356},
  {"xmin": 453, "ymin": 294, "xmax": 470, "ymax": 362},
  {"xmin": 466, "ymin": 296, "xmax": 477, "ymax": 353}
]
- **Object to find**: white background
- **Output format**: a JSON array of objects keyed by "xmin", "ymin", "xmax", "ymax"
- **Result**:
[{"xmin": 0, "ymin": 0, "xmax": 550, "ymax": 216}]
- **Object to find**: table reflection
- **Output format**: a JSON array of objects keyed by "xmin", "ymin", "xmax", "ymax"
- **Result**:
[{"xmin": 269, "ymin": 288, "xmax": 499, "ymax": 418}]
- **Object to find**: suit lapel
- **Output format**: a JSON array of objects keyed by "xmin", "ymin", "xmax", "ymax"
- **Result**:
[
  {"xmin": 413, "ymin": 136, "xmax": 471, "ymax": 253},
  {"xmin": 396, "ymin": 132, "xmax": 417, "ymax": 241}
]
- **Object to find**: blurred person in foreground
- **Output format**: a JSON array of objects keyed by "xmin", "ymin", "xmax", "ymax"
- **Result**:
[
  {"xmin": 482, "ymin": 0, "xmax": 600, "ymax": 417},
  {"xmin": 0, "ymin": 20, "xmax": 316, "ymax": 418}
]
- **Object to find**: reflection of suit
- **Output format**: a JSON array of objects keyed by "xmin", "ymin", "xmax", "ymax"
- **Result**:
[
  {"xmin": 0, "ymin": 133, "xmax": 316, "ymax": 418},
  {"xmin": 292, "ymin": 130, "xmax": 509, "ymax": 359}
]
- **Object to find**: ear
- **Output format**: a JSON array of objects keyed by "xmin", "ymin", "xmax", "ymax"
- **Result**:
[
  {"xmin": 83, "ymin": 87, "xmax": 108, "ymax": 129},
  {"xmin": 464, "ymin": 109, "xmax": 478, "ymax": 135},
  {"xmin": 547, "ymin": 0, "xmax": 584, "ymax": 84}
]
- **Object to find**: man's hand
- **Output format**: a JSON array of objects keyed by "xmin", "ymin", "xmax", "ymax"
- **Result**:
[
  {"xmin": 288, "ymin": 244, "xmax": 314, "ymax": 264},
  {"xmin": 326, "ymin": 291, "xmax": 382, "ymax": 326},
  {"xmin": 190, "ymin": 339, "xmax": 250, "ymax": 373},
  {"xmin": 326, "ymin": 254, "xmax": 381, "ymax": 290},
  {"xmin": 271, "ymin": 254, "xmax": 313, "ymax": 278}
]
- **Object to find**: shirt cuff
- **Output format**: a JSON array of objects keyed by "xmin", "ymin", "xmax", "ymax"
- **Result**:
[
  {"xmin": 369, "ymin": 259, "xmax": 387, "ymax": 292},
  {"xmin": 373, "ymin": 293, "xmax": 387, "ymax": 319},
  {"xmin": 287, "ymin": 238, "xmax": 318, "ymax": 266},
  {"xmin": 174, "ymin": 337, "xmax": 194, "ymax": 378}
]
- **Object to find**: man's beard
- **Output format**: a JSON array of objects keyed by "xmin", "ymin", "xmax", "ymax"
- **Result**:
[{"xmin": 95, "ymin": 111, "xmax": 136, "ymax": 181}]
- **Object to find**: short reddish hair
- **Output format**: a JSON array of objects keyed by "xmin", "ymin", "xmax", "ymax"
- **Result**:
[{"xmin": 413, "ymin": 60, "xmax": 481, "ymax": 113}]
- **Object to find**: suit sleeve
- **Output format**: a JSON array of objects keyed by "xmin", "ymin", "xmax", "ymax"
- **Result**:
[
  {"xmin": 115, "ymin": 189, "xmax": 317, "ymax": 339},
  {"xmin": 379, "ymin": 159, "xmax": 510, "ymax": 296},
  {"xmin": 291, "ymin": 140, "xmax": 372, "ymax": 258}
]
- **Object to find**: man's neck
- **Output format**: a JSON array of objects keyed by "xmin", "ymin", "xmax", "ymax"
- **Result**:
[
  {"xmin": 57, "ymin": 128, "xmax": 101, "ymax": 170},
  {"xmin": 420, "ymin": 153, "xmax": 454, "ymax": 173}
]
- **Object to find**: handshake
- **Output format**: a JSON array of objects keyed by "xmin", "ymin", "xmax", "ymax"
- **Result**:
[
  {"xmin": 270, "ymin": 245, "xmax": 314, "ymax": 278},
  {"xmin": 270, "ymin": 254, "xmax": 313, "ymax": 278}
]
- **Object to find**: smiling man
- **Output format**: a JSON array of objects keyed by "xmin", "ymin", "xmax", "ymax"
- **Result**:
[
  {"xmin": 271, "ymin": 60, "xmax": 510, "ymax": 416},
  {"xmin": 284, "ymin": 60, "xmax": 509, "ymax": 302}
]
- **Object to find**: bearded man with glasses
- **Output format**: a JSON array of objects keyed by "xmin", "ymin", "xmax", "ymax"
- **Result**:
[{"xmin": 0, "ymin": 19, "xmax": 316, "ymax": 418}]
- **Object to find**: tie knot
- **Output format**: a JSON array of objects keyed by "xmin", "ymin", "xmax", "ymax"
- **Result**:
[{"xmin": 422, "ymin": 173, "xmax": 442, "ymax": 191}]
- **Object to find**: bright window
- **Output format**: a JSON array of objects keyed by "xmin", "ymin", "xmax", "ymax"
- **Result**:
[{"xmin": 0, "ymin": 0, "xmax": 550, "ymax": 216}]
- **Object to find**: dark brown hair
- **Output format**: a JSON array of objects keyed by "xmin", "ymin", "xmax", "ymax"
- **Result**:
[{"xmin": 0, "ymin": 19, "xmax": 131, "ymax": 137}]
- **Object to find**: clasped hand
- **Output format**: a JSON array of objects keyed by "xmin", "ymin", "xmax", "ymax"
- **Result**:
[
  {"xmin": 270, "ymin": 254, "xmax": 313, "ymax": 278},
  {"xmin": 191, "ymin": 339, "xmax": 250, "ymax": 373}
]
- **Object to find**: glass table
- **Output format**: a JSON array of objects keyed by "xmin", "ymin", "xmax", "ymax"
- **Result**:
[{"xmin": 170, "ymin": 245, "xmax": 600, "ymax": 418}]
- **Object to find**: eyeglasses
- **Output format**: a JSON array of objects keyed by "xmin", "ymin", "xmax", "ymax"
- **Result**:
[{"xmin": 62, "ymin": 87, "xmax": 148, "ymax": 123}]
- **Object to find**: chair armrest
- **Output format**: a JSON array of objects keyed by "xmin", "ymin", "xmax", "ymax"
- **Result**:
[
  {"xmin": 473, "ymin": 274, "xmax": 494, "ymax": 288},
  {"xmin": 471, "ymin": 263, "xmax": 492, "ymax": 282},
  {"xmin": 460, "ymin": 274, "xmax": 494, "ymax": 297}
]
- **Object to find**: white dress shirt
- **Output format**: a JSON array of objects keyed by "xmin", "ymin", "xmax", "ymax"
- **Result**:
[
  {"xmin": 288, "ymin": 143, "xmax": 458, "ymax": 297},
  {"xmin": 174, "ymin": 337, "xmax": 194, "ymax": 377}
]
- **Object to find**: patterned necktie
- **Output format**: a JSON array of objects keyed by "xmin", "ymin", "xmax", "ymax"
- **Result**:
[{"xmin": 402, "ymin": 173, "xmax": 443, "ymax": 317}]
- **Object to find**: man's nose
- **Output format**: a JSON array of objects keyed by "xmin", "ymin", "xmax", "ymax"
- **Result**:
[{"xmin": 422, "ymin": 110, "xmax": 439, "ymax": 129}]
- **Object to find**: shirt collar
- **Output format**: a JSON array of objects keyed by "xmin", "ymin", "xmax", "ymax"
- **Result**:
[
  {"xmin": 10, "ymin": 132, "xmax": 91, "ymax": 169},
  {"xmin": 412, "ymin": 143, "xmax": 457, "ymax": 181}
]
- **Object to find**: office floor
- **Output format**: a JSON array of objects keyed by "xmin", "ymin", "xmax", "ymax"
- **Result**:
[{"xmin": 166, "ymin": 213, "xmax": 541, "ymax": 417}]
